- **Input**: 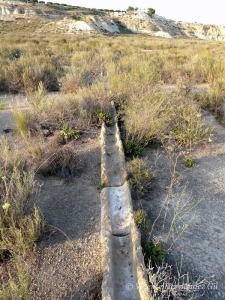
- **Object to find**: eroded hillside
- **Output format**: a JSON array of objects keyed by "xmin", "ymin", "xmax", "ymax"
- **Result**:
[{"xmin": 1, "ymin": 1, "xmax": 225, "ymax": 40}]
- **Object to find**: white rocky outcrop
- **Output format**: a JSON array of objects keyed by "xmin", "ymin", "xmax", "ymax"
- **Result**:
[
  {"xmin": 56, "ymin": 18, "xmax": 94, "ymax": 33},
  {"xmin": 90, "ymin": 16, "xmax": 119, "ymax": 33},
  {"xmin": 45, "ymin": 15, "xmax": 120, "ymax": 34},
  {"xmin": 0, "ymin": 5, "xmax": 12, "ymax": 15},
  {"xmin": 1, "ymin": 2, "xmax": 225, "ymax": 41}
]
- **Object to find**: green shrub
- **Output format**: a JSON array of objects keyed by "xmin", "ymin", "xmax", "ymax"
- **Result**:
[
  {"xmin": 0, "ymin": 102, "xmax": 5, "ymax": 110},
  {"xmin": 76, "ymin": 82, "xmax": 110, "ymax": 125},
  {"xmin": 172, "ymin": 101, "xmax": 209, "ymax": 146},
  {"xmin": 60, "ymin": 125, "xmax": 80, "ymax": 143},
  {"xmin": 195, "ymin": 78, "xmax": 225, "ymax": 124},
  {"xmin": 125, "ymin": 140, "xmax": 144, "ymax": 157},
  {"xmin": 5, "ymin": 55, "xmax": 59, "ymax": 93},
  {"xmin": 144, "ymin": 242, "xmax": 166, "ymax": 262},
  {"xmin": 95, "ymin": 110, "xmax": 112, "ymax": 126},
  {"xmin": 127, "ymin": 6, "xmax": 135, "ymax": 12},
  {"xmin": 97, "ymin": 183, "xmax": 106, "ymax": 191},
  {"xmin": 183, "ymin": 157, "xmax": 196, "ymax": 167},
  {"xmin": 147, "ymin": 8, "xmax": 155, "ymax": 17},
  {"xmin": 124, "ymin": 90, "xmax": 171, "ymax": 143},
  {"xmin": 0, "ymin": 139, "xmax": 43, "ymax": 261},
  {"xmin": 27, "ymin": 81, "xmax": 45, "ymax": 113}
]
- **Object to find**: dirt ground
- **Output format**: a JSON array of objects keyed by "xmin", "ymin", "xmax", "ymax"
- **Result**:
[
  {"xmin": 2, "ymin": 91, "xmax": 225, "ymax": 299},
  {"xmin": 135, "ymin": 109, "xmax": 225, "ymax": 299},
  {"xmin": 29, "ymin": 134, "xmax": 102, "ymax": 300},
  {"xmin": 0, "ymin": 94, "xmax": 102, "ymax": 300}
]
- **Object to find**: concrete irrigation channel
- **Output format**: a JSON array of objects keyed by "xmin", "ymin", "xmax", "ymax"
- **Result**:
[{"xmin": 100, "ymin": 103, "xmax": 150, "ymax": 300}]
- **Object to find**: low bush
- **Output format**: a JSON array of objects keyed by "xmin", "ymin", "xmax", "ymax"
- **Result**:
[
  {"xmin": 144, "ymin": 242, "xmax": 166, "ymax": 263},
  {"xmin": 172, "ymin": 100, "xmax": 210, "ymax": 146},
  {"xmin": 60, "ymin": 125, "xmax": 80, "ymax": 144},
  {"xmin": 4, "ymin": 54, "xmax": 59, "ymax": 93},
  {"xmin": 183, "ymin": 157, "xmax": 196, "ymax": 167},
  {"xmin": 124, "ymin": 88, "xmax": 209, "ymax": 147},
  {"xmin": 124, "ymin": 90, "xmax": 171, "ymax": 143},
  {"xmin": 195, "ymin": 78, "xmax": 225, "ymax": 124},
  {"xmin": 0, "ymin": 258, "xmax": 32, "ymax": 299},
  {"xmin": 124, "ymin": 140, "xmax": 144, "ymax": 157}
]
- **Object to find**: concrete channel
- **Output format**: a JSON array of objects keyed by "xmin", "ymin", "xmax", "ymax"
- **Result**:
[{"xmin": 100, "ymin": 103, "xmax": 150, "ymax": 300}]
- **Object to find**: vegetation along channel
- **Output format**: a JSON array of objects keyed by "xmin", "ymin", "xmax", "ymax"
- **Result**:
[{"xmin": 0, "ymin": 0, "xmax": 225, "ymax": 299}]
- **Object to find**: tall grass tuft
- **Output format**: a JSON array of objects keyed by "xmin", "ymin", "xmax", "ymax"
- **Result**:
[
  {"xmin": 0, "ymin": 257, "xmax": 32, "ymax": 300},
  {"xmin": 0, "ymin": 138, "xmax": 43, "ymax": 278},
  {"xmin": 13, "ymin": 109, "xmax": 33, "ymax": 138}
]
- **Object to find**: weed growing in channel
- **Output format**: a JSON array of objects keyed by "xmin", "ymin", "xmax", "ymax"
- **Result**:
[
  {"xmin": 97, "ymin": 183, "xmax": 106, "ymax": 191},
  {"xmin": 94, "ymin": 109, "xmax": 112, "ymax": 126}
]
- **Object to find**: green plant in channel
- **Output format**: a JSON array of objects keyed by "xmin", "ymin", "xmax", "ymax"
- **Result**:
[
  {"xmin": 95, "ymin": 110, "xmax": 112, "ymax": 126},
  {"xmin": 97, "ymin": 183, "xmax": 106, "ymax": 191}
]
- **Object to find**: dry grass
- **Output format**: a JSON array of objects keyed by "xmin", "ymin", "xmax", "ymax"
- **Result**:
[
  {"xmin": 1, "ymin": 29, "xmax": 225, "ymax": 298},
  {"xmin": 127, "ymin": 157, "xmax": 153, "ymax": 195},
  {"xmin": 147, "ymin": 260, "xmax": 214, "ymax": 300},
  {"xmin": 0, "ymin": 138, "xmax": 43, "ymax": 299},
  {"xmin": 0, "ymin": 34, "xmax": 223, "ymax": 147},
  {"xmin": 0, "ymin": 138, "xmax": 43, "ymax": 242},
  {"xmin": 0, "ymin": 257, "xmax": 32, "ymax": 300},
  {"xmin": 195, "ymin": 78, "xmax": 225, "ymax": 124},
  {"xmin": 124, "ymin": 88, "xmax": 209, "ymax": 147}
]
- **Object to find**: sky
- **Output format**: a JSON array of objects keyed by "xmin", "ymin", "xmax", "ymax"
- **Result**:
[{"xmin": 51, "ymin": 0, "xmax": 225, "ymax": 26}]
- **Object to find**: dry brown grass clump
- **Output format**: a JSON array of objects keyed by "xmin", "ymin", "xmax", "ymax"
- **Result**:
[
  {"xmin": 0, "ymin": 138, "xmax": 44, "ymax": 299},
  {"xmin": 1, "ymin": 31, "xmax": 225, "ymax": 298}
]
